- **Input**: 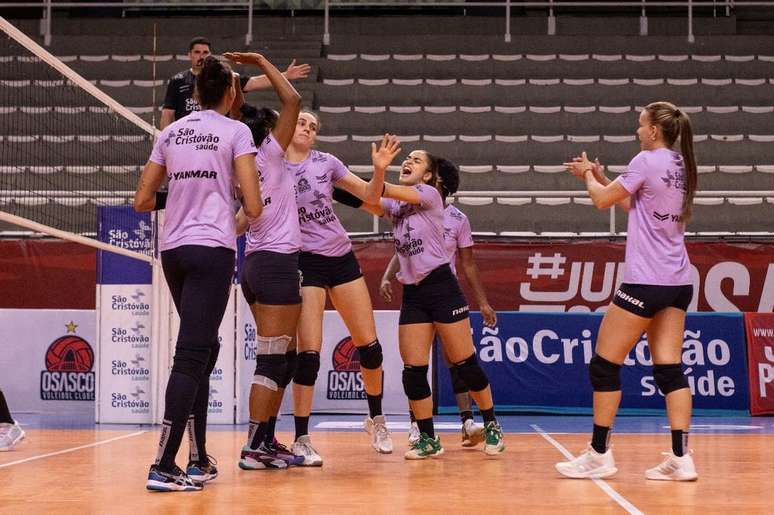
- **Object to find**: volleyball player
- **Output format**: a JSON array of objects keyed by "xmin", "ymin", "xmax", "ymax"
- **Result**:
[
  {"xmin": 360, "ymin": 150, "xmax": 505, "ymax": 459},
  {"xmin": 557, "ymin": 102, "xmax": 698, "ymax": 481},
  {"xmin": 160, "ymin": 36, "xmax": 310, "ymax": 129},
  {"xmin": 135, "ymin": 56, "xmax": 262, "ymax": 491},
  {"xmin": 285, "ymin": 111, "xmax": 400, "ymax": 465},
  {"xmin": 219, "ymin": 51, "xmax": 304, "ymax": 470},
  {"xmin": 376, "ymin": 159, "xmax": 497, "ymax": 448},
  {"xmin": 0, "ymin": 389, "xmax": 24, "ymax": 451}
]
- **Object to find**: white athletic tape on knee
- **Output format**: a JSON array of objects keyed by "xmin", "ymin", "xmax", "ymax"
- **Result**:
[
  {"xmin": 256, "ymin": 334, "xmax": 292, "ymax": 355},
  {"xmin": 252, "ymin": 374, "xmax": 279, "ymax": 391}
]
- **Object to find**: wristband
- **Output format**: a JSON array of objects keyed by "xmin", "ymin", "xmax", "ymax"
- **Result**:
[
  {"xmin": 332, "ymin": 187, "xmax": 363, "ymax": 209},
  {"xmin": 154, "ymin": 191, "xmax": 168, "ymax": 210}
]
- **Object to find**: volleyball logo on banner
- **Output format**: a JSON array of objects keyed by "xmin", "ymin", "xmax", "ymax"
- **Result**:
[
  {"xmin": 327, "ymin": 337, "xmax": 366, "ymax": 400},
  {"xmin": 40, "ymin": 322, "xmax": 96, "ymax": 401}
]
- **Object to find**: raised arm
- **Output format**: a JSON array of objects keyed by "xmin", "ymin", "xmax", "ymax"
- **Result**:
[
  {"xmin": 224, "ymin": 52, "xmax": 301, "ymax": 149},
  {"xmin": 565, "ymin": 152, "xmax": 631, "ymax": 211},
  {"xmin": 240, "ymin": 59, "xmax": 311, "ymax": 92},
  {"xmin": 335, "ymin": 134, "xmax": 401, "ymax": 204},
  {"xmin": 230, "ymin": 72, "xmax": 246, "ymax": 119}
]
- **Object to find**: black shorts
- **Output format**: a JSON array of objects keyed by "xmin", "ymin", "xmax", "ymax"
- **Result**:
[
  {"xmin": 240, "ymin": 250, "xmax": 301, "ymax": 305},
  {"xmin": 612, "ymin": 283, "xmax": 693, "ymax": 318},
  {"xmin": 298, "ymin": 250, "xmax": 363, "ymax": 289},
  {"xmin": 400, "ymin": 264, "xmax": 470, "ymax": 325}
]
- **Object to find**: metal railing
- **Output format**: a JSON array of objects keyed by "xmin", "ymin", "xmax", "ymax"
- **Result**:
[
  {"xmin": 0, "ymin": 1, "xmax": 254, "ymax": 46},
  {"xmin": 323, "ymin": 1, "xmax": 774, "ymax": 45},
  {"xmin": 3, "ymin": 1, "xmax": 774, "ymax": 47}
]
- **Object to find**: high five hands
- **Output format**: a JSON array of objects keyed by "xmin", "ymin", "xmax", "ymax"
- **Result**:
[{"xmin": 371, "ymin": 134, "xmax": 402, "ymax": 171}]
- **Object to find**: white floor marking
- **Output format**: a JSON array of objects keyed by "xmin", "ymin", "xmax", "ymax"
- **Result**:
[
  {"xmin": 0, "ymin": 430, "xmax": 147, "ymax": 469},
  {"xmin": 531, "ymin": 424, "xmax": 644, "ymax": 515}
]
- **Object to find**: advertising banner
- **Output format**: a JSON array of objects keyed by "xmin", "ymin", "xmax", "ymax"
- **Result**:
[
  {"xmin": 0, "ymin": 310, "xmax": 96, "ymax": 418},
  {"xmin": 353, "ymin": 241, "xmax": 774, "ymax": 313},
  {"xmin": 744, "ymin": 312, "xmax": 774, "ymax": 415},
  {"xmin": 438, "ymin": 312, "xmax": 749, "ymax": 415},
  {"xmin": 96, "ymin": 206, "xmax": 153, "ymax": 423}
]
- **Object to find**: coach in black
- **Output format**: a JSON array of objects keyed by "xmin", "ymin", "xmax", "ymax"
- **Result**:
[{"xmin": 160, "ymin": 36, "xmax": 311, "ymax": 129}]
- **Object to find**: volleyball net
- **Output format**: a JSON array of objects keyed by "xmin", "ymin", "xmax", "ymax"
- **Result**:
[{"xmin": 0, "ymin": 17, "xmax": 156, "ymax": 262}]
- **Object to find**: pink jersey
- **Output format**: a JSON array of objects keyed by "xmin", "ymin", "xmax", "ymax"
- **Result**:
[
  {"xmin": 287, "ymin": 150, "xmax": 352, "ymax": 257},
  {"xmin": 381, "ymin": 184, "xmax": 449, "ymax": 285},
  {"xmin": 150, "ymin": 109, "xmax": 256, "ymax": 252},
  {"xmin": 443, "ymin": 204, "xmax": 474, "ymax": 276},
  {"xmin": 617, "ymin": 148, "xmax": 692, "ymax": 285},
  {"xmin": 244, "ymin": 134, "xmax": 301, "ymax": 255}
]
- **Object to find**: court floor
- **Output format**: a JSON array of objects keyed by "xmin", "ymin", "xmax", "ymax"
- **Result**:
[{"xmin": 2, "ymin": 415, "xmax": 773, "ymax": 514}]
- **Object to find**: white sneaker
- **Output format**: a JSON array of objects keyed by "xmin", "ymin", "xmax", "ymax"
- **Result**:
[
  {"xmin": 461, "ymin": 419, "xmax": 485, "ymax": 447},
  {"xmin": 556, "ymin": 445, "xmax": 617, "ymax": 479},
  {"xmin": 0, "ymin": 421, "xmax": 25, "ymax": 451},
  {"xmin": 408, "ymin": 422, "xmax": 420, "ymax": 446},
  {"xmin": 364, "ymin": 415, "xmax": 393, "ymax": 454},
  {"xmin": 646, "ymin": 451, "xmax": 698, "ymax": 481},
  {"xmin": 290, "ymin": 435, "xmax": 323, "ymax": 467}
]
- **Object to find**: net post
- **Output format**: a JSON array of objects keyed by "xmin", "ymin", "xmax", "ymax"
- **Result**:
[
  {"xmin": 245, "ymin": 0, "xmax": 254, "ymax": 46},
  {"xmin": 323, "ymin": 0, "xmax": 330, "ymax": 46},
  {"xmin": 44, "ymin": 0, "xmax": 52, "ymax": 46},
  {"xmin": 505, "ymin": 0, "xmax": 511, "ymax": 43}
]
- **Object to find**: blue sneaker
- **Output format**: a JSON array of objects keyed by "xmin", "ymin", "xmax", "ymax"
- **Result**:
[
  {"xmin": 146, "ymin": 464, "xmax": 203, "ymax": 492},
  {"xmin": 238, "ymin": 443, "xmax": 288, "ymax": 470},
  {"xmin": 186, "ymin": 455, "xmax": 218, "ymax": 482},
  {"xmin": 268, "ymin": 439, "xmax": 305, "ymax": 467}
]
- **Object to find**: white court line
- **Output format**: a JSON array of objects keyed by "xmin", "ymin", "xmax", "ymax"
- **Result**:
[
  {"xmin": 0, "ymin": 430, "xmax": 147, "ymax": 469},
  {"xmin": 531, "ymin": 424, "xmax": 644, "ymax": 515}
]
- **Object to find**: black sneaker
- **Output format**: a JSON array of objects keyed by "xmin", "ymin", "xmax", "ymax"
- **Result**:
[
  {"xmin": 146, "ymin": 464, "xmax": 203, "ymax": 492},
  {"xmin": 186, "ymin": 455, "xmax": 218, "ymax": 482}
]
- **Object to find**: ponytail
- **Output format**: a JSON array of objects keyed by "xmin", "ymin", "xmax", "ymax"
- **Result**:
[{"xmin": 645, "ymin": 101, "xmax": 698, "ymax": 223}]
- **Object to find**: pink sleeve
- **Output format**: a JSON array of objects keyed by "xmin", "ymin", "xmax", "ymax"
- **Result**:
[
  {"xmin": 233, "ymin": 122, "xmax": 258, "ymax": 160},
  {"xmin": 618, "ymin": 152, "xmax": 647, "ymax": 194},
  {"xmin": 149, "ymin": 128, "xmax": 168, "ymax": 166},
  {"xmin": 330, "ymin": 155, "xmax": 350, "ymax": 182},
  {"xmin": 415, "ymin": 184, "xmax": 442, "ymax": 210},
  {"xmin": 255, "ymin": 133, "xmax": 284, "ymax": 168},
  {"xmin": 380, "ymin": 198, "xmax": 395, "ymax": 219},
  {"xmin": 457, "ymin": 214, "xmax": 474, "ymax": 249}
]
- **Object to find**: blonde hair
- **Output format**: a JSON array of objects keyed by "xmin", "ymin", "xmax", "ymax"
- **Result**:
[{"xmin": 645, "ymin": 101, "xmax": 698, "ymax": 222}]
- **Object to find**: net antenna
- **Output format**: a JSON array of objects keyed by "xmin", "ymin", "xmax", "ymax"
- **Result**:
[{"xmin": 0, "ymin": 17, "xmax": 157, "ymax": 263}]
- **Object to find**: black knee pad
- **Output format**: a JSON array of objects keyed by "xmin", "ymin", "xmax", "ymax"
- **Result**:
[
  {"xmin": 356, "ymin": 340, "xmax": 383, "ymax": 370},
  {"xmin": 448, "ymin": 365, "xmax": 469, "ymax": 395},
  {"xmin": 589, "ymin": 354, "xmax": 622, "ymax": 392},
  {"xmin": 451, "ymin": 353, "xmax": 489, "ymax": 392},
  {"xmin": 253, "ymin": 354, "xmax": 287, "ymax": 392},
  {"xmin": 171, "ymin": 346, "xmax": 211, "ymax": 380},
  {"xmin": 653, "ymin": 363, "xmax": 689, "ymax": 395},
  {"xmin": 402, "ymin": 365, "xmax": 431, "ymax": 401},
  {"xmin": 294, "ymin": 351, "xmax": 320, "ymax": 386},
  {"xmin": 281, "ymin": 349, "xmax": 297, "ymax": 388}
]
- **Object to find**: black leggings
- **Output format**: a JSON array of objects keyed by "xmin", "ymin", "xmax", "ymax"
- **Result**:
[
  {"xmin": 156, "ymin": 245, "xmax": 234, "ymax": 469},
  {"xmin": 162, "ymin": 244, "xmax": 235, "ymax": 371}
]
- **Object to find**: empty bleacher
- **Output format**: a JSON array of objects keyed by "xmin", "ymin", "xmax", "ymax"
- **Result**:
[{"xmin": 1, "ymin": 15, "xmax": 773, "ymax": 236}]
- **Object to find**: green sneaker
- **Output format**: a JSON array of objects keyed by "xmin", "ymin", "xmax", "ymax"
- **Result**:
[
  {"xmin": 484, "ymin": 422, "xmax": 505, "ymax": 455},
  {"xmin": 404, "ymin": 433, "xmax": 444, "ymax": 460}
]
